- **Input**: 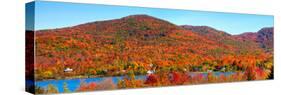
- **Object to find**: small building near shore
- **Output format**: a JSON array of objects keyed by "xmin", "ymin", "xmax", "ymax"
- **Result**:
[{"xmin": 64, "ymin": 67, "xmax": 73, "ymax": 72}]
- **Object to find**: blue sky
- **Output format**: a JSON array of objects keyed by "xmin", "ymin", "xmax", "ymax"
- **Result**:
[{"xmin": 27, "ymin": 1, "xmax": 274, "ymax": 34}]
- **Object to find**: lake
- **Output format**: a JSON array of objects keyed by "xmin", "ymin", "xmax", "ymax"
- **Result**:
[{"xmin": 35, "ymin": 72, "xmax": 237, "ymax": 92}]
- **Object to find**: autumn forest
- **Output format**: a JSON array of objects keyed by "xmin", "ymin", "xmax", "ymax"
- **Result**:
[{"xmin": 26, "ymin": 14, "xmax": 273, "ymax": 94}]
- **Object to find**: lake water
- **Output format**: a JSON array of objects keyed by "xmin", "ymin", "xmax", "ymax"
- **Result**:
[{"xmin": 35, "ymin": 72, "xmax": 237, "ymax": 92}]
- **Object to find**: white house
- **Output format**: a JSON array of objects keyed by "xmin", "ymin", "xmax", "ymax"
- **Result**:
[
  {"xmin": 64, "ymin": 67, "xmax": 73, "ymax": 72},
  {"xmin": 147, "ymin": 70, "xmax": 155, "ymax": 75}
]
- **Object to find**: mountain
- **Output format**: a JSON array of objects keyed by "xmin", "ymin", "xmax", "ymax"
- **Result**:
[
  {"xmin": 235, "ymin": 27, "xmax": 274, "ymax": 52},
  {"xmin": 35, "ymin": 14, "xmax": 268, "ymax": 63},
  {"xmin": 235, "ymin": 32, "xmax": 257, "ymax": 41},
  {"xmin": 181, "ymin": 25, "xmax": 263, "ymax": 55},
  {"xmin": 33, "ymin": 14, "xmax": 271, "ymax": 80},
  {"xmin": 256, "ymin": 27, "xmax": 274, "ymax": 51},
  {"xmin": 181, "ymin": 25, "xmax": 274, "ymax": 53},
  {"xmin": 36, "ymin": 15, "xmax": 264, "ymax": 60},
  {"xmin": 181, "ymin": 25, "xmax": 231, "ymax": 37}
]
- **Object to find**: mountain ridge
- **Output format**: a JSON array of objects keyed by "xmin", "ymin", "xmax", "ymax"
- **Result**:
[
  {"xmin": 37, "ymin": 15, "xmax": 271, "ymax": 37},
  {"xmin": 235, "ymin": 27, "xmax": 274, "ymax": 52},
  {"xmin": 35, "ymin": 14, "xmax": 269, "ymax": 55}
]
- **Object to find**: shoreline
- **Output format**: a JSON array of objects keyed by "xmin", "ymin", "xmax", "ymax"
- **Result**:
[{"xmin": 35, "ymin": 71, "xmax": 243, "ymax": 82}]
